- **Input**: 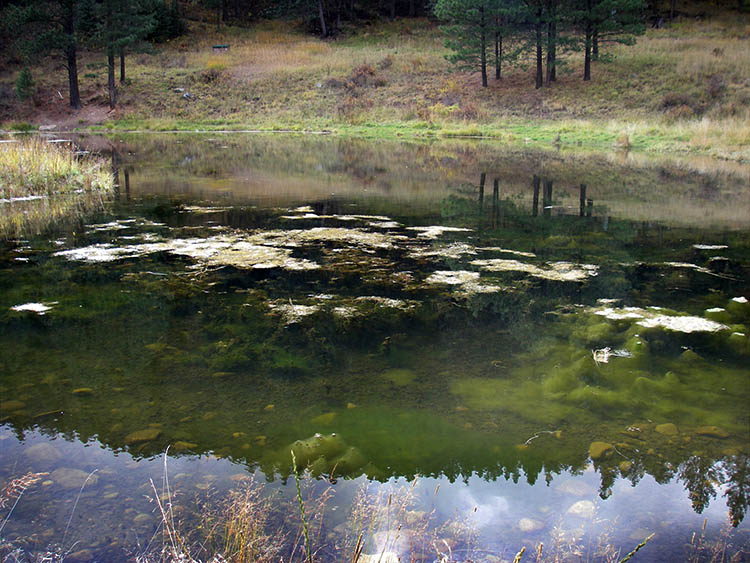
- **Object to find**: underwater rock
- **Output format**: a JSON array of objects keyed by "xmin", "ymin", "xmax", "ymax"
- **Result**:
[
  {"xmin": 678, "ymin": 350, "xmax": 703, "ymax": 364},
  {"xmin": 330, "ymin": 446, "xmax": 367, "ymax": 474},
  {"xmin": 24, "ymin": 443, "xmax": 63, "ymax": 464},
  {"xmin": 66, "ymin": 549, "xmax": 94, "ymax": 562},
  {"xmin": 567, "ymin": 500, "xmax": 595, "ymax": 519},
  {"xmin": 727, "ymin": 296, "xmax": 749, "ymax": 322},
  {"xmin": 264, "ymin": 404, "xmax": 275, "ymax": 411},
  {"xmin": 655, "ymin": 423, "xmax": 679, "ymax": 436},
  {"xmin": 311, "ymin": 412, "xmax": 336, "ymax": 425},
  {"xmin": 72, "ymin": 388, "xmax": 95, "ymax": 396},
  {"xmin": 0, "ymin": 400, "xmax": 26, "ymax": 411},
  {"xmin": 619, "ymin": 461, "xmax": 633, "ymax": 472},
  {"xmin": 50, "ymin": 468, "xmax": 99, "ymax": 489},
  {"xmin": 589, "ymin": 441, "xmax": 614, "ymax": 460},
  {"xmin": 705, "ymin": 308, "xmax": 732, "ymax": 324},
  {"xmin": 171, "ymin": 441, "xmax": 198, "ymax": 452},
  {"xmin": 727, "ymin": 332, "xmax": 749, "ymax": 356},
  {"xmin": 289, "ymin": 433, "xmax": 347, "ymax": 468},
  {"xmin": 133, "ymin": 513, "xmax": 152, "ymax": 524},
  {"xmin": 124, "ymin": 428, "xmax": 161, "ymax": 445},
  {"xmin": 382, "ymin": 368, "xmax": 416, "ymax": 386},
  {"xmin": 347, "ymin": 402, "xmax": 357, "ymax": 409},
  {"xmin": 519, "ymin": 517, "xmax": 544, "ymax": 532},
  {"xmin": 695, "ymin": 426, "xmax": 729, "ymax": 438}
]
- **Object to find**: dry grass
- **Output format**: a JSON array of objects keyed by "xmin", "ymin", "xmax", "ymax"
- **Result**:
[
  {"xmin": 1, "ymin": 2, "xmax": 748, "ymax": 157},
  {"xmin": 0, "ymin": 138, "xmax": 113, "ymax": 238},
  {"xmin": 0, "ymin": 138, "xmax": 112, "ymax": 199}
]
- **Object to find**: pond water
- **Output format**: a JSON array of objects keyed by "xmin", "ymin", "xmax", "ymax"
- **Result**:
[{"xmin": 1, "ymin": 134, "xmax": 749, "ymax": 562}]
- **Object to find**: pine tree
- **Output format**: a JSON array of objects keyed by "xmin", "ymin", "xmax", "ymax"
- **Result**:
[
  {"xmin": 573, "ymin": 0, "xmax": 645, "ymax": 80},
  {"xmin": 435, "ymin": 0, "xmax": 498, "ymax": 87},
  {"xmin": 4, "ymin": 0, "xmax": 84, "ymax": 109},
  {"xmin": 86, "ymin": 0, "xmax": 156, "ymax": 108}
]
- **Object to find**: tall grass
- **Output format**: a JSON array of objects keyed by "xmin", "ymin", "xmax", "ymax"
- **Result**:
[
  {"xmin": 0, "ymin": 138, "xmax": 113, "ymax": 237},
  {"xmin": 0, "ymin": 138, "xmax": 112, "ymax": 199}
]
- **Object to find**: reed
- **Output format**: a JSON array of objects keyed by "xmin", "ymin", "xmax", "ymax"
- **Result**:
[{"xmin": 0, "ymin": 138, "xmax": 113, "ymax": 237}]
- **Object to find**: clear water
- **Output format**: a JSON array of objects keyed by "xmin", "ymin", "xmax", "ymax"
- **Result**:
[{"xmin": 1, "ymin": 134, "xmax": 749, "ymax": 561}]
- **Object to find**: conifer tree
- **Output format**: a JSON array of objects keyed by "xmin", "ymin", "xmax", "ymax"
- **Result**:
[
  {"xmin": 573, "ymin": 0, "xmax": 645, "ymax": 80},
  {"xmin": 434, "ymin": 0, "xmax": 497, "ymax": 87},
  {"xmin": 4, "ymin": 0, "xmax": 84, "ymax": 109}
]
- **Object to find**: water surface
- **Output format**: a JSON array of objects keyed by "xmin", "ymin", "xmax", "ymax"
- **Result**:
[{"xmin": 1, "ymin": 134, "xmax": 749, "ymax": 561}]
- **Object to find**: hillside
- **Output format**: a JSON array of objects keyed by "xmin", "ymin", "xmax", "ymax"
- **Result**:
[{"xmin": 1, "ymin": 2, "xmax": 749, "ymax": 159}]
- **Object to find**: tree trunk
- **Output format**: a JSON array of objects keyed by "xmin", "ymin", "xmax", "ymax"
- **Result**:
[
  {"xmin": 532, "ymin": 175, "xmax": 540, "ymax": 216},
  {"xmin": 120, "ymin": 48, "xmax": 126, "ymax": 83},
  {"xmin": 670, "ymin": 0, "xmax": 676, "ymax": 20},
  {"xmin": 409, "ymin": 0, "xmax": 415, "ymax": 17},
  {"xmin": 107, "ymin": 46, "xmax": 116, "ymax": 109},
  {"xmin": 495, "ymin": 31, "xmax": 502, "ymax": 79},
  {"xmin": 480, "ymin": 5, "xmax": 487, "ymax": 87},
  {"xmin": 216, "ymin": 4, "xmax": 221, "ymax": 32},
  {"xmin": 545, "ymin": 0, "xmax": 557, "ymax": 85},
  {"xmin": 478, "ymin": 172, "xmax": 485, "ymax": 208},
  {"xmin": 579, "ymin": 184, "xmax": 586, "ymax": 216},
  {"xmin": 583, "ymin": 25, "xmax": 592, "ymax": 80},
  {"xmin": 535, "ymin": 12, "xmax": 543, "ymax": 89},
  {"xmin": 62, "ymin": 0, "xmax": 81, "ymax": 109},
  {"xmin": 390, "ymin": 0, "xmax": 395, "ymax": 19},
  {"xmin": 318, "ymin": 0, "xmax": 328, "ymax": 37}
]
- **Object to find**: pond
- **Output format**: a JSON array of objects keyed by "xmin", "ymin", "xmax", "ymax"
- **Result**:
[{"xmin": 1, "ymin": 134, "xmax": 749, "ymax": 562}]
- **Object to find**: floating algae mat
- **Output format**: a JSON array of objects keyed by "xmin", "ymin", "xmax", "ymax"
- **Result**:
[{"xmin": 0, "ymin": 133, "xmax": 748, "ymax": 561}]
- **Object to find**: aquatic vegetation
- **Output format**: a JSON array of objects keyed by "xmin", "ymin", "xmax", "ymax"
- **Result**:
[
  {"xmin": 1, "ymin": 135, "xmax": 749, "ymax": 561},
  {"xmin": 471, "ymin": 258, "xmax": 599, "ymax": 282}
]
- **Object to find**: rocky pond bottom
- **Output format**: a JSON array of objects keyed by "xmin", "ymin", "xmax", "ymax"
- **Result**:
[{"xmin": 0, "ymin": 134, "xmax": 749, "ymax": 561}]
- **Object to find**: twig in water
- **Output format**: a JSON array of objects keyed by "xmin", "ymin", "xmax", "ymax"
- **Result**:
[
  {"xmin": 62, "ymin": 469, "xmax": 98, "ymax": 552},
  {"xmin": 618, "ymin": 533, "xmax": 655, "ymax": 562},
  {"xmin": 291, "ymin": 450, "xmax": 312, "ymax": 563},
  {"xmin": 0, "ymin": 472, "xmax": 48, "ymax": 534}
]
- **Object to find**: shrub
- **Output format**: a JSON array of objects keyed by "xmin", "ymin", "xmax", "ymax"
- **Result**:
[
  {"xmin": 15, "ymin": 68, "xmax": 33, "ymax": 101},
  {"xmin": 665, "ymin": 104, "xmax": 695, "ymax": 121},
  {"xmin": 660, "ymin": 91, "xmax": 695, "ymax": 109},
  {"xmin": 707, "ymin": 74, "xmax": 726, "ymax": 99}
]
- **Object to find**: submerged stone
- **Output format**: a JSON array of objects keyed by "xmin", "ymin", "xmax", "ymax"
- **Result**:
[
  {"xmin": 24, "ymin": 443, "xmax": 63, "ymax": 463},
  {"xmin": 695, "ymin": 426, "xmax": 729, "ymax": 438},
  {"xmin": 1, "ymin": 400, "xmax": 26, "ymax": 411},
  {"xmin": 124, "ymin": 428, "xmax": 161, "ymax": 444},
  {"xmin": 171, "ymin": 441, "xmax": 198, "ymax": 452},
  {"xmin": 655, "ymin": 423, "xmax": 679, "ymax": 436},
  {"xmin": 289, "ymin": 433, "xmax": 347, "ymax": 468},
  {"xmin": 72, "ymin": 387, "xmax": 95, "ymax": 396},
  {"xmin": 311, "ymin": 412, "xmax": 336, "ymax": 425},
  {"xmin": 382, "ymin": 368, "xmax": 416, "ymax": 386},
  {"xmin": 50, "ymin": 468, "xmax": 99, "ymax": 489},
  {"xmin": 589, "ymin": 441, "xmax": 614, "ymax": 460}
]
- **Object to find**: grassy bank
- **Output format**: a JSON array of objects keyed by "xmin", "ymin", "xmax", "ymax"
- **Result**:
[
  {"xmin": 0, "ymin": 138, "xmax": 113, "ymax": 237},
  {"xmin": 1, "ymin": 2, "xmax": 749, "ymax": 160}
]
